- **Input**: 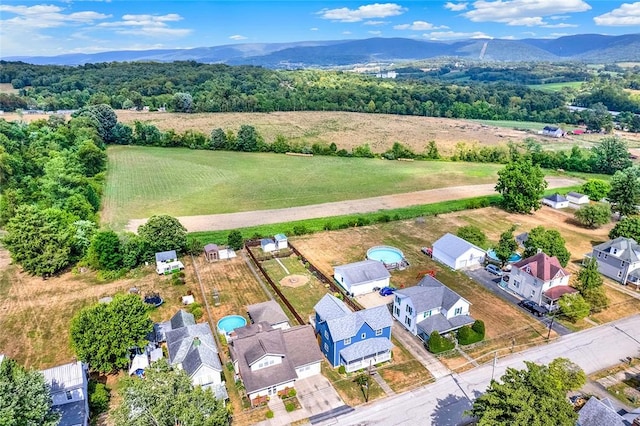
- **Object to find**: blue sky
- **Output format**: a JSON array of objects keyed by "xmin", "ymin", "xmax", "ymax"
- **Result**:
[{"xmin": 1, "ymin": 1, "xmax": 639, "ymax": 57}]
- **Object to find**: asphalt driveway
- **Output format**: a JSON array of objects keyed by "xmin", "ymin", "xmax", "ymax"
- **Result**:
[{"xmin": 463, "ymin": 267, "xmax": 572, "ymax": 336}]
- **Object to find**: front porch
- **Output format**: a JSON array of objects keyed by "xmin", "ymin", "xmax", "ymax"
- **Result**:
[{"xmin": 341, "ymin": 350, "xmax": 392, "ymax": 373}]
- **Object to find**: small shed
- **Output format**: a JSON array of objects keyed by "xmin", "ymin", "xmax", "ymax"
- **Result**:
[
  {"xmin": 566, "ymin": 192, "xmax": 589, "ymax": 205},
  {"xmin": 260, "ymin": 238, "xmax": 276, "ymax": 253},
  {"xmin": 541, "ymin": 126, "xmax": 563, "ymax": 138},
  {"xmin": 542, "ymin": 193, "xmax": 569, "ymax": 209},
  {"xmin": 274, "ymin": 234, "xmax": 288, "ymax": 250},
  {"xmin": 204, "ymin": 244, "xmax": 219, "ymax": 262}
]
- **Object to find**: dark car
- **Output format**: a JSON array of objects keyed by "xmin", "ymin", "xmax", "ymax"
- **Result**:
[
  {"xmin": 518, "ymin": 300, "xmax": 549, "ymax": 317},
  {"xmin": 379, "ymin": 287, "xmax": 395, "ymax": 296}
]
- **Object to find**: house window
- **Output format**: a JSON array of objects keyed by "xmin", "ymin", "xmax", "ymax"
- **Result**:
[
  {"xmin": 513, "ymin": 280, "xmax": 520, "ymax": 288},
  {"xmin": 406, "ymin": 305, "xmax": 413, "ymax": 315},
  {"xmin": 405, "ymin": 317, "xmax": 412, "ymax": 327},
  {"xmin": 621, "ymin": 261, "xmax": 626, "ymax": 267},
  {"xmin": 395, "ymin": 296, "xmax": 400, "ymax": 304},
  {"xmin": 618, "ymin": 270, "xmax": 623, "ymax": 278},
  {"xmin": 604, "ymin": 254, "xmax": 608, "ymax": 259},
  {"xmin": 597, "ymin": 252, "xmax": 601, "ymax": 258},
  {"xmin": 324, "ymin": 330, "xmax": 328, "ymax": 339},
  {"xmin": 324, "ymin": 343, "xmax": 328, "ymax": 352},
  {"xmin": 66, "ymin": 391, "xmax": 72, "ymax": 400},
  {"xmin": 375, "ymin": 329, "xmax": 382, "ymax": 336},
  {"xmin": 344, "ymin": 338, "xmax": 351, "ymax": 345},
  {"xmin": 454, "ymin": 307, "xmax": 462, "ymax": 315},
  {"xmin": 361, "ymin": 333, "xmax": 366, "ymax": 339},
  {"xmin": 394, "ymin": 307, "xmax": 400, "ymax": 316},
  {"xmin": 530, "ymin": 290, "xmax": 536, "ymax": 297}
]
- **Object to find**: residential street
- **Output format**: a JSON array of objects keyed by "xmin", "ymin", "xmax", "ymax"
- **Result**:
[{"xmin": 317, "ymin": 314, "xmax": 640, "ymax": 426}]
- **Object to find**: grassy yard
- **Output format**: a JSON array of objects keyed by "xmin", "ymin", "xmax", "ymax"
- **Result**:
[
  {"xmin": 528, "ymin": 81, "xmax": 585, "ymax": 92},
  {"xmin": 103, "ymin": 145, "xmax": 503, "ymax": 228},
  {"xmin": 377, "ymin": 336, "xmax": 434, "ymax": 392},
  {"xmin": 469, "ymin": 119, "xmax": 549, "ymax": 131},
  {"xmin": 321, "ymin": 361, "xmax": 385, "ymax": 406}
]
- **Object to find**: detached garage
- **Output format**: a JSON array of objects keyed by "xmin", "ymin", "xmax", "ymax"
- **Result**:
[
  {"xmin": 334, "ymin": 260, "xmax": 390, "ymax": 296},
  {"xmin": 432, "ymin": 233, "xmax": 486, "ymax": 270}
]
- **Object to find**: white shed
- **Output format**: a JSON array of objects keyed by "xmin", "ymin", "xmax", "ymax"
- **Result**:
[
  {"xmin": 566, "ymin": 192, "xmax": 589, "ymax": 205},
  {"xmin": 260, "ymin": 238, "xmax": 276, "ymax": 253},
  {"xmin": 542, "ymin": 193, "xmax": 569, "ymax": 209},
  {"xmin": 432, "ymin": 233, "xmax": 486, "ymax": 270},
  {"xmin": 274, "ymin": 234, "xmax": 288, "ymax": 250},
  {"xmin": 334, "ymin": 259, "xmax": 391, "ymax": 296}
]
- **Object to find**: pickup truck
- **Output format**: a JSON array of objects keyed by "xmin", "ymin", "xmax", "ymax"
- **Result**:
[{"xmin": 517, "ymin": 300, "xmax": 549, "ymax": 317}]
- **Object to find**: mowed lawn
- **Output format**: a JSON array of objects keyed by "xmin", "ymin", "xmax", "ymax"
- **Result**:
[{"xmin": 102, "ymin": 145, "xmax": 502, "ymax": 228}]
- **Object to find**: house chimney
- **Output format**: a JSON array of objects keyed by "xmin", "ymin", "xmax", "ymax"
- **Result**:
[{"xmin": 193, "ymin": 337, "xmax": 201, "ymax": 347}]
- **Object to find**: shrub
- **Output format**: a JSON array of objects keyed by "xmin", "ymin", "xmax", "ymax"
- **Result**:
[
  {"xmin": 338, "ymin": 365, "xmax": 346, "ymax": 375},
  {"xmin": 265, "ymin": 410, "xmax": 274, "ymax": 419},
  {"xmin": 189, "ymin": 303, "xmax": 203, "ymax": 320},
  {"xmin": 88, "ymin": 380, "xmax": 110, "ymax": 416},
  {"xmin": 288, "ymin": 388, "xmax": 297, "ymax": 398},
  {"xmin": 456, "ymin": 225, "xmax": 488, "ymax": 248},
  {"xmin": 457, "ymin": 325, "xmax": 483, "ymax": 345},
  {"xmin": 323, "ymin": 221, "xmax": 334, "ymax": 231},
  {"xmin": 285, "ymin": 402, "xmax": 296, "ymax": 412},
  {"xmin": 427, "ymin": 331, "xmax": 455, "ymax": 353},
  {"xmin": 377, "ymin": 214, "xmax": 391, "ymax": 223},
  {"xmin": 471, "ymin": 320, "xmax": 485, "ymax": 338},
  {"xmin": 293, "ymin": 224, "xmax": 308, "ymax": 236}
]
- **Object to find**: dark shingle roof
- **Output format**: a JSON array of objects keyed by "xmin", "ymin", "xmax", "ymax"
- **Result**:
[
  {"xmin": 170, "ymin": 310, "xmax": 196, "ymax": 330},
  {"xmin": 247, "ymin": 300, "xmax": 289, "ymax": 326},
  {"xmin": 166, "ymin": 323, "xmax": 221, "ymax": 372},
  {"xmin": 282, "ymin": 325, "xmax": 323, "ymax": 368},
  {"xmin": 155, "ymin": 250, "xmax": 177, "ymax": 262},
  {"xmin": 543, "ymin": 193, "xmax": 568, "ymax": 203}
]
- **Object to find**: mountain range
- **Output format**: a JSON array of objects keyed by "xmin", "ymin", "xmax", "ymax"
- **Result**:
[{"xmin": 5, "ymin": 34, "xmax": 640, "ymax": 67}]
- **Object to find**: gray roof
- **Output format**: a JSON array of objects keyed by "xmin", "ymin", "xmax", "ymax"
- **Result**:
[
  {"xmin": 314, "ymin": 294, "xmax": 352, "ymax": 321},
  {"xmin": 334, "ymin": 259, "xmax": 390, "ymax": 286},
  {"xmin": 594, "ymin": 237, "xmax": 640, "ymax": 263},
  {"xmin": 339, "ymin": 338, "xmax": 392, "ymax": 363},
  {"xmin": 417, "ymin": 314, "xmax": 475, "ymax": 335},
  {"xmin": 282, "ymin": 325, "xmax": 324, "ymax": 368},
  {"xmin": 544, "ymin": 193, "xmax": 568, "ymax": 203},
  {"xmin": 155, "ymin": 250, "xmax": 178, "ymax": 262},
  {"xmin": 395, "ymin": 275, "xmax": 470, "ymax": 313},
  {"xmin": 41, "ymin": 362, "xmax": 86, "ymax": 393},
  {"xmin": 166, "ymin": 323, "xmax": 221, "ymax": 372},
  {"xmin": 274, "ymin": 234, "xmax": 287, "ymax": 241},
  {"xmin": 204, "ymin": 243, "xmax": 218, "ymax": 253},
  {"xmin": 567, "ymin": 191, "xmax": 586, "ymax": 198},
  {"xmin": 433, "ymin": 233, "xmax": 485, "ymax": 260},
  {"xmin": 170, "ymin": 310, "xmax": 196, "ymax": 330},
  {"xmin": 316, "ymin": 294, "xmax": 393, "ymax": 342},
  {"xmin": 234, "ymin": 322, "xmax": 274, "ymax": 339},
  {"xmin": 578, "ymin": 397, "xmax": 625, "ymax": 426},
  {"xmin": 54, "ymin": 400, "xmax": 88, "ymax": 426},
  {"xmin": 261, "ymin": 238, "xmax": 274, "ymax": 247},
  {"xmin": 205, "ymin": 383, "xmax": 229, "ymax": 401},
  {"xmin": 247, "ymin": 300, "xmax": 289, "ymax": 326}
]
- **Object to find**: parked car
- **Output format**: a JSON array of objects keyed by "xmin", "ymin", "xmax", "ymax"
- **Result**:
[
  {"xmin": 518, "ymin": 300, "xmax": 549, "ymax": 317},
  {"xmin": 379, "ymin": 287, "xmax": 395, "ymax": 296},
  {"xmin": 421, "ymin": 247, "xmax": 433, "ymax": 257},
  {"xmin": 485, "ymin": 264, "xmax": 503, "ymax": 276}
]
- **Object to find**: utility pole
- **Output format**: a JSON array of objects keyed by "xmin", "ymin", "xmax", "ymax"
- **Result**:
[
  {"xmin": 547, "ymin": 314, "xmax": 555, "ymax": 341},
  {"xmin": 491, "ymin": 351, "xmax": 497, "ymax": 381}
]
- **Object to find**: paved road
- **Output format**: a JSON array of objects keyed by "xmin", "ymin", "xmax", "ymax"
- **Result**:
[
  {"xmin": 126, "ymin": 178, "xmax": 580, "ymax": 232},
  {"xmin": 318, "ymin": 314, "xmax": 640, "ymax": 426},
  {"xmin": 464, "ymin": 267, "xmax": 573, "ymax": 336}
]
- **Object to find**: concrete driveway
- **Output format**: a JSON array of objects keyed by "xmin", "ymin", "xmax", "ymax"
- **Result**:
[
  {"xmin": 295, "ymin": 374, "xmax": 345, "ymax": 417},
  {"xmin": 464, "ymin": 267, "xmax": 572, "ymax": 336},
  {"xmin": 356, "ymin": 291, "xmax": 394, "ymax": 309}
]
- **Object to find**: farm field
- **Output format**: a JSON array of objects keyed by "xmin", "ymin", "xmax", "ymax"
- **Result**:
[
  {"xmin": 102, "ymin": 145, "xmax": 503, "ymax": 228},
  {"xmin": 527, "ymin": 81, "xmax": 584, "ymax": 92}
]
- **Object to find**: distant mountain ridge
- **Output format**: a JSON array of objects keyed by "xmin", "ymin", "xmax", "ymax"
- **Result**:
[{"xmin": 5, "ymin": 34, "xmax": 640, "ymax": 67}]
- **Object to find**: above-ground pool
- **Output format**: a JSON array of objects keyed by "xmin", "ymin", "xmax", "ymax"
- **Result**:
[
  {"xmin": 486, "ymin": 249, "xmax": 522, "ymax": 263},
  {"xmin": 217, "ymin": 315, "xmax": 247, "ymax": 336},
  {"xmin": 367, "ymin": 246, "xmax": 408, "ymax": 270}
]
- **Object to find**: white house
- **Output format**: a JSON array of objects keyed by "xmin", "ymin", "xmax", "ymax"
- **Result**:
[
  {"xmin": 260, "ymin": 238, "xmax": 276, "ymax": 253},
  {"xmin": 155, "ymin": 250, "xmax": 184, "ymax": 275},
  {"xmin": 542, "ymin": 193, "xmax": 569, "ymax": 209},
  {"xmin": 432, "ymin": 233, "xmax": 486, "ymax": 270},
  {"xmin": 41, "ymin": 361, "xmax": 89, "ymax": 426},
  {"xmin": 541, "ymin": 125, "xmax": 564, "ymax": 138},
  {"xmin": 230, "ymin": 324, "xmax": 322, "ymax": 405},
  {"xmin": 274, "ymin": 234, "xmax": 288, "ymax": 250},
  {"xmin": 505, "ymin": 252, "xmax": 571, "ymax": 307},
  {"xmin": 334, "ymin": 259, "xmax": 391, "ymax": 296},
  {"xmin": 566, "ymin": 191, "xmax": 589, "ymax": 205},
  {"xmin": 392, "ymin": 275, "xmax": 474, "ymax": 340}
]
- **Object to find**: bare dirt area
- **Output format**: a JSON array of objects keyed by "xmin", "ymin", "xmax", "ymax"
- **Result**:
[
  {"xmin": 128, "ymin": 177, "xmax": 579, "ymax": 233},
  {"xmin": 280, "ymin": 274, "xmax": 309, "ymax": 288}
]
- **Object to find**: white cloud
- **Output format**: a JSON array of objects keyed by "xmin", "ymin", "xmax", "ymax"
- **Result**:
[
  {"xmin": 318, "ymin": 3, "xmax": 406, "ymax": 22},
  {"xmin": 444, "ymin": 2, "xmax": 468, "ymax": 11},
  {"xmin": 550, "ymin": 15, "xmax": 570, "ymax": 20},
  {"xmin": 96, "ymin": 13, "xmax": 192, "ymax": 37},
  {"xmin": 368, "ymin": 30, "xmax": 382, "ymax": 35},
  {"xmin": 463, "ymin": 0, "xmax": 590, "ymax": 26},
  {"xmin": 424, "ymin": 30, "xmax": 491, "ymax": 40},
  {"xmin": 363, "ymin": 20, "xmax": 388, "ymax": 26},
  {"xmin": 229, "ymin": 34, "xmax": 247, "ymax": 40},
  {"xmin": 342, "ymin": 30, "xmax": 352, "ymax": 35},
  {"xmin": 542, "ymin": 22, "xmax": 577, "ymax": 28},
  {"xmin": 0, "ymin": 4, "xmax": 110, "ymax": 29},
  {"xmin": 310, "ymin": 27, "xmax": 319, "ymax": 31},
  {"xmin": 394, "ymin": 20, "xmax": 448, "ymax": 30},
  {"xmin": 594, "ymin": 2, "xmax": 640, "ymax": 26}
]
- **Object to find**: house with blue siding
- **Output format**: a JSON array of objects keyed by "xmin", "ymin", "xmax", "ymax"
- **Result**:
[{"xmin": 314, "ymin": 294, "xmax": 392, "ymax": 372}]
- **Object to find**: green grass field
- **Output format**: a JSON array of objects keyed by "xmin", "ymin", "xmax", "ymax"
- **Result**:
[
  {"xmin": 528, "ymin": 81, "xmax": 585, "ymax": 92},
  {"xmin": 468, "ymin": 119, "xmax": 549, "ymax": 131},
  {"xmin": 102, "ymin": 146, "xmax": 503, "ymax": 228}
]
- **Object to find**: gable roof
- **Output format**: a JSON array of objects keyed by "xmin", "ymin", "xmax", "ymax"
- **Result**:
[
  {"xmin": 315, "ymin": 294, "xmax": 393, "ymax": 342},
  {"xmin": 170, "ymin": 309, "xmax": 196, "ymax": 330},
  {"xmin": 432, "ymin": 233, "xmax": 485, "ymax": 260},
  {"xmin": 395, "ymin": 275, "xmax": 470, "ymax": 313},
  {"xmin": 155, "ymin": 250, "xmax": 178, "ymax": 262},
  {"xmin": 204, "ymin": 243, "xmax": 218, "ymax": 253},
  {"xmin": 544, "ymin": 285, "xmax": 578, "ymax": 300},
  {"xmin": 417, "ymin": 313, "xmax": 475, "ymax": 335},
  {"xmin": 339, "ymin": 338, "xmax": 393, "ymax": 363},
  {"xmin": 314, "ymin": 294, "xmax": 353, "ymax": 321},
  {"xmin": 594, "ymin": 237, "xmax": 640, "ymax": 263},
  {"xmin": 274, "ymin": 233, "xmax": 287, "ymax": 241},
  {"xmin": 334, "ymin": 260, "xmax": 390, "ymax": 285},
  {"xmin": 543, "ymin": 125, "xmax": 560, "ymax": 132},
  {"xmin": 282, "ymin": 326, "xmax": 324, "ymax": 368},
  {"xmin": 165, "ymin": 323, "xmax": 221, "ymax": 372},
  {"xmin": 578, "ymin": 397, "xmax": 625, "ymax": 426},
  {"xmin": 567, "ymin": 191, "xmax": 587, "ymax": 198},
  {"xmin": 513, "ymin": 252, "xmax": 569, "ymax": 281},
  {"xmin": 260, "ymin": 238, "xmax": 274, "ymax": 247},
  {"xmin": 41, "ymin": 362, "xmax": 86, "ymax": 394},
  {"xmin": 247, "ymin": 300, "xmax": 289, "ymax": 326},
  {"xmin": 543, "ymin": 193, "xmax": 568, "ymax": 203}
]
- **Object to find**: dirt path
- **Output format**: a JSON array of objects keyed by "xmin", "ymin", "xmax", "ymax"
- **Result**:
[{"xmin": 126, "ymin": 177, "xmax": 580, "ymax": 233}]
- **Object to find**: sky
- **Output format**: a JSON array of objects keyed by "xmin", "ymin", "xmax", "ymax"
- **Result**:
[{"xmin": 1, "ymin": 1, "xmax": 640, "ymax": 57}]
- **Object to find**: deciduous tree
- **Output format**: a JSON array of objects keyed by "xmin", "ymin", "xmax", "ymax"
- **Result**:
[
  {"xmin": 456, "ymin": 225, "xmax": 488, "ymax": 248},
  {"xmin": 576, "ymin": 257, "xmax": 609, "ymax": 312},
  {"xmin": 113, "ymin": 359, "xmax": 228, "ymax": 426},
  {"xmin": 558, "ymin": 293, "xmax": 590, "ymax": 322},
  {"xmin": 495, "ymin": 226, "xmax": 518, "ymax": 267},
  {"xmin": 523, "ymin": 226, "xmax": 571, "ymax": 267},
  {"xmin": 608, "ymin": 167, "xmax": 640, "ymax": 216},
  {"xmin": 227, "ymin": 230, "xmax": 243, "ymax": 250},
  {"xmin": 609, "ymin": 216, "xmax": 640, "ymax": 240},
  {"xmin": 495, "ymin": 158, "xmax": 547, "ymax": 213},
  {"xmin": 138, "ymin": 215, "xmax": 188, "ymax": 255},
  {"xmin": 70, "ymin": 294, "xmax": 153, "ymax": 373},
  {"xmin": 591, "ymin": 136, "xmax": 632, "ymax": 174},
  {"xmin": 574, "ymin": 203, "xmax": 611, "ymax": 229},
  {"xmin": 87, "ymin": 230, "xmax": 123, "ymax": 271}
]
